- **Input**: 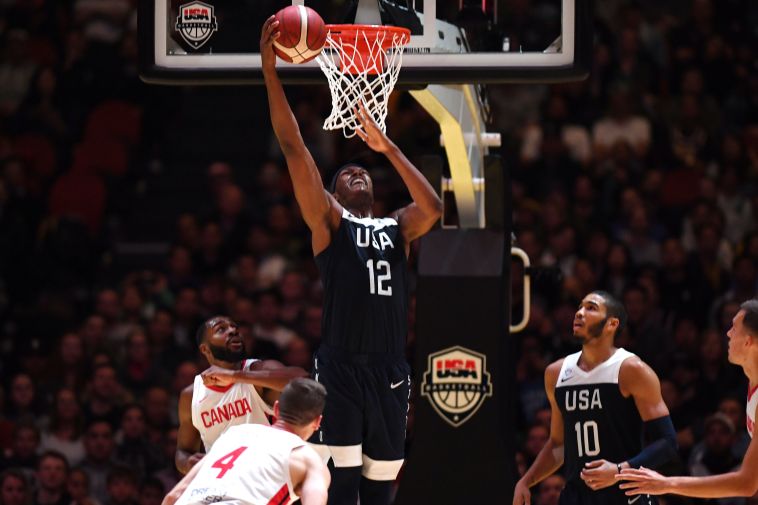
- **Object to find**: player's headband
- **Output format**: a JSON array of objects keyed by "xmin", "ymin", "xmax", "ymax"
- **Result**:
[{"xmin": 328, "ymin": 163, "xmax": 363, "ymax": 193}]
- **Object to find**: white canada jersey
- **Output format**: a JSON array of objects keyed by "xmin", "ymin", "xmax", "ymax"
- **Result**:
[
  {"xmin": 747, "ymin": 383, "xmax": 757, "ymax": 438},
  {"xmin": 191, "ymin": 359, "xmax": 273, "ymax": 451},
  {"xmin": 176, "ymin": 424, "xmax": 304, "ymax": 505}
]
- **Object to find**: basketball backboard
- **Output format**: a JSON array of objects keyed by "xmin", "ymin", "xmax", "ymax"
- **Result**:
[{"xmin": 139, "ymin": 0, "xmax": 591, "ymax": 85}]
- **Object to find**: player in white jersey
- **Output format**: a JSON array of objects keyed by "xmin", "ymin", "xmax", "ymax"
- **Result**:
[
  {"xmin": 164, "ymin": 378, "xmax": 330, "ymax": 505},
  {"xmin": 176, "ymin": 316, "xmax": 308, "ymax": 474},
  {"xmin": 618, "ymin": 298, "xmax": 758, "ymax": 498}
]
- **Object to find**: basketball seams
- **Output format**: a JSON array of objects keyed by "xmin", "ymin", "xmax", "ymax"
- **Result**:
[{"xmin": 271, "ymin": 5, "xmax": 326, "ymax": 64}]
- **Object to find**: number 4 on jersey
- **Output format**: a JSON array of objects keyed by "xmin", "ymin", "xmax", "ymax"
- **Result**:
[{"xmin": 211, "ymin": 446, "xmax": 248, "ymax": 478}]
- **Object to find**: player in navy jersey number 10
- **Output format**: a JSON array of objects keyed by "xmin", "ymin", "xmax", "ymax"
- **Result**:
[
  {"xmin": 513, "ymin": 291, "xmax": 678, "ymax": 505},
  {"xmin": 261, "ymin": 15, "xmax": 442, "ymax": 505}
]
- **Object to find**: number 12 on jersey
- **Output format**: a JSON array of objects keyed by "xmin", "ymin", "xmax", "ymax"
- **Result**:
[
  {"xmin": 574, "ymin": 421, "xmax": 600, "ymax": 457},
  {"xmin": 366, "ymin": 259, "xmax": 392, "ymax": 296}
]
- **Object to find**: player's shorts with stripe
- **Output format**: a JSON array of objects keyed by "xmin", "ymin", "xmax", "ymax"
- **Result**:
[
  {"xmin": 309, "ymin": 344, "xmax": 411, "ymax": 481},
  {"xmin": 559, "ymin": 480, "xmax": 657, "ymax": 505}
]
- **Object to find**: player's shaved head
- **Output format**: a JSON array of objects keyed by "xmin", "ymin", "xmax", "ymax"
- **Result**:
[{"xmin": 277, "ymin": 378, "xmax": 326, "ymax": 426}]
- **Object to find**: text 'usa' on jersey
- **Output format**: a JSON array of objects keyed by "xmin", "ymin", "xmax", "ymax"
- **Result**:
[
  {"xmin": 554, "ymin": 350, "xmax": 644, "ymax": 486},
  {"xmin": 315, "ymin": 210, "xmax": 409, "ymax": 354}
]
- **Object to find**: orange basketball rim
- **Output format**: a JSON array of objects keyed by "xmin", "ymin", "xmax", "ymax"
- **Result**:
[{"xmin": 316, "ymin": 24, "xmax": 411, "ymax": 138}]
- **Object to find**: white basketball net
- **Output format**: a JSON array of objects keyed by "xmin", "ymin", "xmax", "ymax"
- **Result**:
[{"xmin": 316, "ymin": 27, "xmax": 408, "ymax": 138}]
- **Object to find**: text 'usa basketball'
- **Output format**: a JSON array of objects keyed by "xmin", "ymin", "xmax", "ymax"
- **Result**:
[{"xmin": 421, "ymin": 346, "xmax": 493, "ymax": 428}]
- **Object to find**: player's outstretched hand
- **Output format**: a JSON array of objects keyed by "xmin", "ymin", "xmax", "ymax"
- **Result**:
[
  {"xmin": 260, "ymin": 15, "xmax": 280, "ymax": 71},
  {"xmin": 580, "ymin": 459, "xmax": 618, "ymax": 490},
  {"xmin": 353, "ymin": 101, "xmax": 392, "ymax": 153},
  {"xmin": 201, "ymin": 366, "xmax": 237, "ymax": 387},
  {"xmin": 616, "ymin": 467, "xmax": 669, "ymax": 496},
  {"xmin": 512, "ymin": 479, "xmax": 531, "ymax": 505}
]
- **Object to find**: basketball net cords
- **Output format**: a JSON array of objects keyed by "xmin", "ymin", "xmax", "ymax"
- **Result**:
[{"xmin": 316, "ymin": 29, "xmax": 405, "ymax": 138}]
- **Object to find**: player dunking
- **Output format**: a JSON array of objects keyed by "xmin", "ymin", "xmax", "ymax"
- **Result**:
[
  {"xmin": 175, "ymin": 316, "xmax": 308, "ymax": 474},
  {"xmin": 164, "ymin": 378, "xmax": 330, "ymax": 505},
  {"xmin": 261, "ymin": 16, "xmax": 442, "ymax": 505},
  {"xmin": 617, "ymin": 298, "xmax": 758, "ymax": 498},
  {"xmin": 513, "ymin": 291, "xmax": 678, "ymax": 505}
]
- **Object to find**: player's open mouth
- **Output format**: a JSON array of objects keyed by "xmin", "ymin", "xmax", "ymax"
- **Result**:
[
  {"xmin": 572, "ymin": 321, "xmax": 583, "ymax": 329},
  {"xmin": 350, "ymin": 178, "xmax": 367, "ymax": 188},
  {"xmin": 228, "ymin": 340, "xmax": 243, "ymax": 350}
]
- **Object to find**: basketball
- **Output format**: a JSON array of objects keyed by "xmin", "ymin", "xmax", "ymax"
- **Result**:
[{"xmin": 272, "ymin": 5, "xmax": 327, "ymax": 64}]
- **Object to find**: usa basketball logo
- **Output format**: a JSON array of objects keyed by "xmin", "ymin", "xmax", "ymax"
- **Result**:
[
  {"xmin": 421, "ymin": 346, "xmax": 492, "ymax": 427},
  {"xmin": 175, "ymin": 1, "xmax": 218, "ymax": 49}
]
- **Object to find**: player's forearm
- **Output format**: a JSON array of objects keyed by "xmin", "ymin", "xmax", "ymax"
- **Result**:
[
  {"xmin": 164, "ymin": 457, "xmax": 203, "ymax": 505},
  {"xmin": 263, "ymin": 66, "xmax": 306, "ymax": 155},
  {"xmin": 175, "ymin": 450, "xmax": 197, "ymax": 475},
  {"xmin": 232, "ymin": 368, "xmax": 309, "ymax": 391},
  {"xmin": 520, "ymin": 441, "xmax": 564, "ymax": 488},
  {"xmin": 383, "ymin": 143, "xmax": 442, "ymax": 217},
  {"xmin": 666, "ymin": 471, "xmax": 758, "ymax": 498}
]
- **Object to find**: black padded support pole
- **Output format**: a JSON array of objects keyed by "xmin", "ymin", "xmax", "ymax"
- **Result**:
[{"xmin": 396, "ymin": 158, "xmax": 515, "ymax": 504}]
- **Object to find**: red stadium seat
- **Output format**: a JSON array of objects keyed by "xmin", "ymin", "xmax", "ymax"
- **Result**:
[
  {"xmin": 84, "ymin": 99, "xmax": 143, "ymax": 147},
  {"xmin": 48, "ymin": 170, "xmax": 106, "ymax": 234}
]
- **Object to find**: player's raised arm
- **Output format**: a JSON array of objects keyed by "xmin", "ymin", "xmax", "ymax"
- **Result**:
[
  {"xmin": 260, "ymin": 16, "xmax": 337, "ymax": 254},
  {"xmin": 175, "ymin": 385, "xmax": 204, "ymax": 474},
  {"xmin": 513, "ymin": 360, "xmax": 566, "ymax": 505},
  {"xmin": 353, "ymin": 103, "xmax": 442, "ymax": 243}
]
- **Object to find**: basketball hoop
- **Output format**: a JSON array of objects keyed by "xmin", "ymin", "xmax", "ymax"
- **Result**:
[{"xmin": 316, "ymin": 25, "xmax": 411, "ymax": 138}]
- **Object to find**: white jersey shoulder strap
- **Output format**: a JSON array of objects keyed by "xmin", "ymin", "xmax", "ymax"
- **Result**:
[{"xmin": 556, "ymin": 348, "xmax": 636, "ymax": 387}]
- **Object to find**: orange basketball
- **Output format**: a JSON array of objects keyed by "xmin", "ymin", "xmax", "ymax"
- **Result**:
[{"xmin": 272, "ymin": 5, "xmax": 327, "ymax": 64}]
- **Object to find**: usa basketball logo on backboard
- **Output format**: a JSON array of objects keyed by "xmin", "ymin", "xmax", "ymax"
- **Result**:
[
  {"xmin": 175, "ymin": 1, "xmax": 218, "ymax": 49},
  {"xmin": 421, "ymin": 346, "xmax": 492, "ymax": 427}
]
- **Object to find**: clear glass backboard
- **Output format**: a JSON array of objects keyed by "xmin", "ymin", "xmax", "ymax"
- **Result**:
[{"xmin": 138, "ymin": 0, "xmax": 591, "ymax": 84}]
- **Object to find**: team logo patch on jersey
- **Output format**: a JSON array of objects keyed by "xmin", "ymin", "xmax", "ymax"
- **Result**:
[
  {"xmin": 175, "ymin": 1, "xmax": 218, "ymax": 49},
  {"xmin": 421, "ymin": 346, "xmax": 492, "ymax": 427}
]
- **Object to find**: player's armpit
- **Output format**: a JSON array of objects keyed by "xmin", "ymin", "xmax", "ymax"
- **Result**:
[{"xmin": 394, "ymin": 202, "xmax": 442, "ymax": 244}]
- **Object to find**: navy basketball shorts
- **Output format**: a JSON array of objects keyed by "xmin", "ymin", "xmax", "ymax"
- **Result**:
[
  {"xmin": 559, "ymin": 480, "xmax": 658, "ymax": 505},
  {"xmin": 308, "ymin": 344, "xmax": 411, "ymax": 481}
]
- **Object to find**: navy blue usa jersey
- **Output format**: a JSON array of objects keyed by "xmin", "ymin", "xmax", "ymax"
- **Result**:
[
  {"xmin": 315, "ymin": 209, "xmax": 408, "ymax": 354},
  {"xmin": 555, "ymin": 349, "xmax": 644, "ymax": 491}
]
